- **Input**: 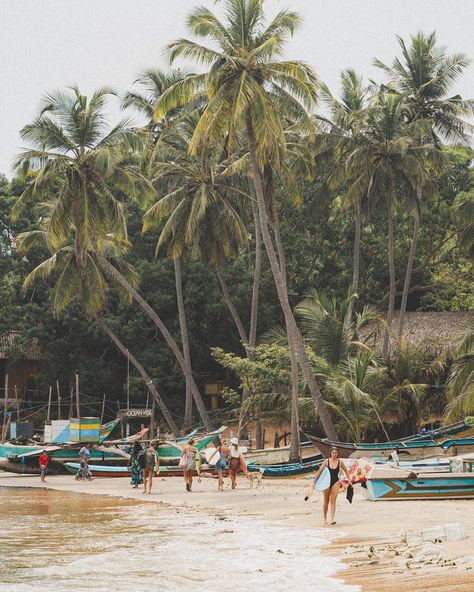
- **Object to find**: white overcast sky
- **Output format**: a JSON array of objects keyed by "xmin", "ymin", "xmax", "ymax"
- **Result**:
[{"xmin": 1, "ymin": 0, "xmax": 473, "ymax": 176}]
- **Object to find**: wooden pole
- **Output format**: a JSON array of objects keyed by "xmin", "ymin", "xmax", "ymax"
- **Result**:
[
  {"xmin": 75, "ymin": 372, "xmax": 80, "ymax": 420},
  {"xmin": 117, "ymin": 400, "xmax": 124, "ymax": 440},
  {"xmin": 69, "ymin": 386, "xmax": 74, "ymax": 418},
  {"xmin": 56, "ymin": 380, "xmax": 61, "ymax": 420},
  {"xmin": 47, "ymin": 386, "xmax": 52, "ymax": 423},
  {"xmin": 150, "ymin": 396, "xmax": 155, "ymax": 440},
  {"xmin": 14, "ymin": 385, "xmax": 19, "ymax": 421},
  {"xmin": 100, "ymin": 394, "xmax": 106, "ymax": 425},
  {"xmin": 2, "ymin": 373, "xmax": 9, "ymax": 443}
]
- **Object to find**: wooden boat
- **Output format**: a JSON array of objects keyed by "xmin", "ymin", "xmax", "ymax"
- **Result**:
[
  {"xmin": 63, "ymin": 462, "xmax": 223, "ymax": 478},
  {"xmin": 243, "ymin": 442, "xmax": 321, "ymax": 466},
  {"xmin": 248, "ymin": 456, "xmax": 323, "ymax": 479},
  {"xmin": 305, "ymin": 430, "xmax": 474, "ymax": 460},
  {"xmin": 387, "ymin": 458, "xmax": 450, "ymax": 473},
  {"xmin": 362, "ymin": 466, "xmax": 474, "ymax": 500},
  {"xmin": 156, "ymin": 426, "xmax": 226, "ymax": 463},
  {"xmin": 0, "ymin": 443, "xmax": 129, "ymax": 474}
]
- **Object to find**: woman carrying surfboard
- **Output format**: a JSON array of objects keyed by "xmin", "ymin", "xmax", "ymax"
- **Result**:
[
  {"xmin": 312, "ymin": 447, "xmax": 350, "ymax": 526},
  {"xmin": 228, "ymin": 438, "xmax": 249, "ymax": 489}
]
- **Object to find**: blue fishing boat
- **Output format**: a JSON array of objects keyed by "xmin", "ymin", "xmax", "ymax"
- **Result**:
[
  {"xmin": 362, "ymin": 466, "xmax": 474, "ymax": 500},
  {"xmin": 248, "ymin": 456, "xmax": 323, "ymax": 479},
  {"xmin": 305, "ymin": 418, "xmax": 474, "ymax": 460}
]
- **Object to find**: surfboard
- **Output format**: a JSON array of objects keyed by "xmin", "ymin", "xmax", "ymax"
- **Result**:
[
  {"xmin": 205, "ymin": 447, "xmax": 220, "ymax": 465},
  {"xmin": 315, "ymin": 467, "xmax": 331, "ymax": 491}
]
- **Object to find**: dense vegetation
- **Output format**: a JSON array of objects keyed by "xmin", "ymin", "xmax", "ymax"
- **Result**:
[{"xmin": 1, "ymin": 1, "xmax": 473, "ymax": 457}]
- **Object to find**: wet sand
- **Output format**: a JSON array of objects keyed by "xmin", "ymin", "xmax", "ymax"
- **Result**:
[{"xmin": 1, "ymin": 471, "xmax": 473, "ymax": 591}]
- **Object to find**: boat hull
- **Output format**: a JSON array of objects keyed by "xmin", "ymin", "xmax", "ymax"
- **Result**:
[
  {"xmin": 243, "ymin": 443, "xmax": 320, "ymax": 466},
  {"xmin": 63, "ymin": 462, "xmax": 223, "ymax": 478},
  {"xmin": 305, "ymin": 433, "xmax": 474, "ymax": 460},
  {"xmin": 248, "ymin": 457, "xmax": 323, "ymax": 479},
  {"xmin": 362, "ymin": 473, "xmax": 474, "ymax": 501}
]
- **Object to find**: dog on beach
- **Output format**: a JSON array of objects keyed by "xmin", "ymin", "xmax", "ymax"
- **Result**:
[{"xmin": 248, "ymin": 469, "xmax": 264, "ymax": 488}]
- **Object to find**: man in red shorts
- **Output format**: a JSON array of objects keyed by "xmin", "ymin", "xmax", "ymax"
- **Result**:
[{"xmin": 39, "ymin": 450, "xmax": 49, "ymax": 483}]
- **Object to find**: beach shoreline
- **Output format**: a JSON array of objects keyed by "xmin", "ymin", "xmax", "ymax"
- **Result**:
[{"xmin": 1, "ymin": 471, "xmax": 473, "ymax": 591}]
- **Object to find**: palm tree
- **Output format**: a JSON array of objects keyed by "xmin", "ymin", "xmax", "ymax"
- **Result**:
[
  {"xmin": 445, "ymin": 319, "xmax": 474, "ymax": 420},
  {"xmin": 295, "ymin": 290, "xmax": 382, "ymax": 365},
  {"xmin": 124, "ymin": 68, "xmax": 197, "ymax": 430},
  {"xmin": 317, "ymin": 69, "xmax": 371, "ymax": 309},
  {"xmin": 344, "ymin": 92, "xmax": 431, "ymax": 358},
  {"xmin": 452, "ymin": 187, "xmax": 474, "ymax": 260},
  {"xmin": 14, "ymin": 87, "xmax": 214, "ymax": 431},
  {"xmin": 15, "ymin": 209, "xmax": 180, "ymax": 436},
  {"xmin": 375, "ymin": 32, "xmax": 473, "ymax": 337},
  {"xmin": 154, "ymin": 0, "xmax": 338, "ymax": 444}
]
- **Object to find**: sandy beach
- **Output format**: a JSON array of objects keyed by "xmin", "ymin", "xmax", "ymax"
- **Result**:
[{"xmin": 1, "ymin": 471, "xmax": 473, "ymax": 591}]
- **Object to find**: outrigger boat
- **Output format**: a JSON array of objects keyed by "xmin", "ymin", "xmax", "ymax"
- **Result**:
[
  {"xmin": 0, "ymin": 443, "xmax": 129, "ymax": 474},
  {"xmin": 243, "ymin": 442, "xmax": 321, "ymax": 466},
  {"xmin": 63, "ymin": 462, "xmax": 221, "ymax": 478},
  {"xmin": 305, "ymin": 419, "xmax": 474, "ymax": 460},
  {"xmin": 248, "ymin": 455, "xmax": 323, "ymax": 479},
  {"xmin": 362, "ymin": 465, "xmax": 474, "ymax": 501},
  {"xmin": 156, "ymin": 426, "xmax": 226, "ymax": 463}
]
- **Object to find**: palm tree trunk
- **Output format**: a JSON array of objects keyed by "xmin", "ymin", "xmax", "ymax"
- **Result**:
[
  {"xmin": 288, "ymin": 328, "xmax": 301, "ymax": 463},
  {"xmin": 398, "ymin": 211, "xmax": 420, "ymax": 338},
  {"xmin": 95, "ymin": 252, "xmax": 214, "ymax": 431},
  {"xmin": 347, "ymin": 205, "xmax": 362, "ymax": 320},
  {"xmin": 382, "ymin": 205, "xmax": 396, "ymax": 359},
  {"xmin": 352, "ymin": 207, "xmax": 362, "ymax": 294},
  {"xmin": 94, "ymin": 316, "xmax": 180, "ymax": 437},
  {"xmin": 238, "ymin": 201, "xmax": 262, "ymax": 439},
  {"xmin": 248, "ymin": 200, "xmax": 262, "ymax": 353},
  {"xmin": 246, "ymin": 117, "xmax": 338, "ymax": 441},
  {"xmin": 173, "ymin": 256, "xmax": 193, "ymax": 431},
  {"xmin": 215, "ymin": 264, "xmax": 249, "ymax": 347}
]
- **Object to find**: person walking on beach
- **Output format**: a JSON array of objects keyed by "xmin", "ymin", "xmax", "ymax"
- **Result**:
[
  {"xmin": 213, "ymin": 439, "xmax": 230, "ymax": 492},
  {"xmin": 180, "ymin": 438, "xmax": 198, "ymax": 492},
  {"xmin": 39, "ymin": 450, "xmax": 49, "ymax": 483},
  {"xmin": 228, "ymin": 437, "xmax": 248, "ymax": 489},
  {"xmin": 313, "ymin": 448, "xmax": 350, "ymax": 526},
  {"xmin": 75, "ymin": 456, "xmax": 93, "ymax": 480},
  {"xmin": 129, "ymin": 442, "xmax": 144, "ymax": 488},
  {"xmin": 79, "ymin": 444, "xmax": 90, "ymax": 460},
  {"xmin": 143, "ymin": 441, "xmax": 160, "ymax": 495}
]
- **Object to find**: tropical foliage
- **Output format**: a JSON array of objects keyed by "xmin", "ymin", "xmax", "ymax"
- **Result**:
[{"xmin": 1, "ymin": 1, "xmax": 473, "ymax": 447}]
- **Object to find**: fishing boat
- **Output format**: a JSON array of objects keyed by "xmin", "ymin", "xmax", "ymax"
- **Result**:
[
  {"xmin": 305, "ymin": 425, "xmax": 474, "ymax": 460},
  {"xmin": 63, "ymin": 462, "xmax": 222, "ymax": 478},
  {"xmin": 248, "ymin": 456, "xmax": 323, "ymax": 479},
  {"xmin": 0, "ymin": 443, "xmax": 130, "ymax": 475},
  {"xmin": 243, "ymin": 441, "xmax": 321, "ymax": 466},
  {"xmin": 156, "ymin": 426, "xmax": 226, "ymax": 463},
  {"xmin": 361, "ymin": 466, "xmax": 474, "ymax": 500}
]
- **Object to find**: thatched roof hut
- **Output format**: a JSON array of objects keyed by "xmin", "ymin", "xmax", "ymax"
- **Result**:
[{"xmin": 361, "ymin": 311, "xmax": 473, "ymax": 353}]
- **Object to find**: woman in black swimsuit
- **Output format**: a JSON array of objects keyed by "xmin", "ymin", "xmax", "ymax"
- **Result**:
[{"xmin": 314, "ymin": 447, "xmax": 350, "ymax": 525}]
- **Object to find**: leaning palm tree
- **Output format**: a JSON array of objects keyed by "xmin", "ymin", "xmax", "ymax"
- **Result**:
[
  {"xmin": 14, "ymin": 87, "xmax": 214, "ymax": 431},
  {"xmin": 16, "ymin": 207, "xmax": 180, "ymax": 436},
  {"xmin": 375, "ymin": 32, "xmax": 473, "ymax": 337},
  {"xmin": 124, "ymin": 69, "xmax": 197, "ymax": 430},
  {"xmin": 154, "ymin": 0, "xmax": 338, "ymax": 443},
  {"xmin": 345, "ymin": 91, "xmax": 432, "ymax": 358}
]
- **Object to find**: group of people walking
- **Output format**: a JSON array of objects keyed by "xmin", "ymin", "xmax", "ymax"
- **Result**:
[
  {"xmin": 127, "ymin": 436, "xmax": 249, "ymax": 494},
  {"xmin": 59, "ymin": 437, "xmax": 349, "ymax": 526}
]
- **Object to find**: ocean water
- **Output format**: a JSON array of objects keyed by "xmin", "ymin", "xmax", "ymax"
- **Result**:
[{"xmin": 0, "ymin": 488, "xmax": 359, "ymax": 592}]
